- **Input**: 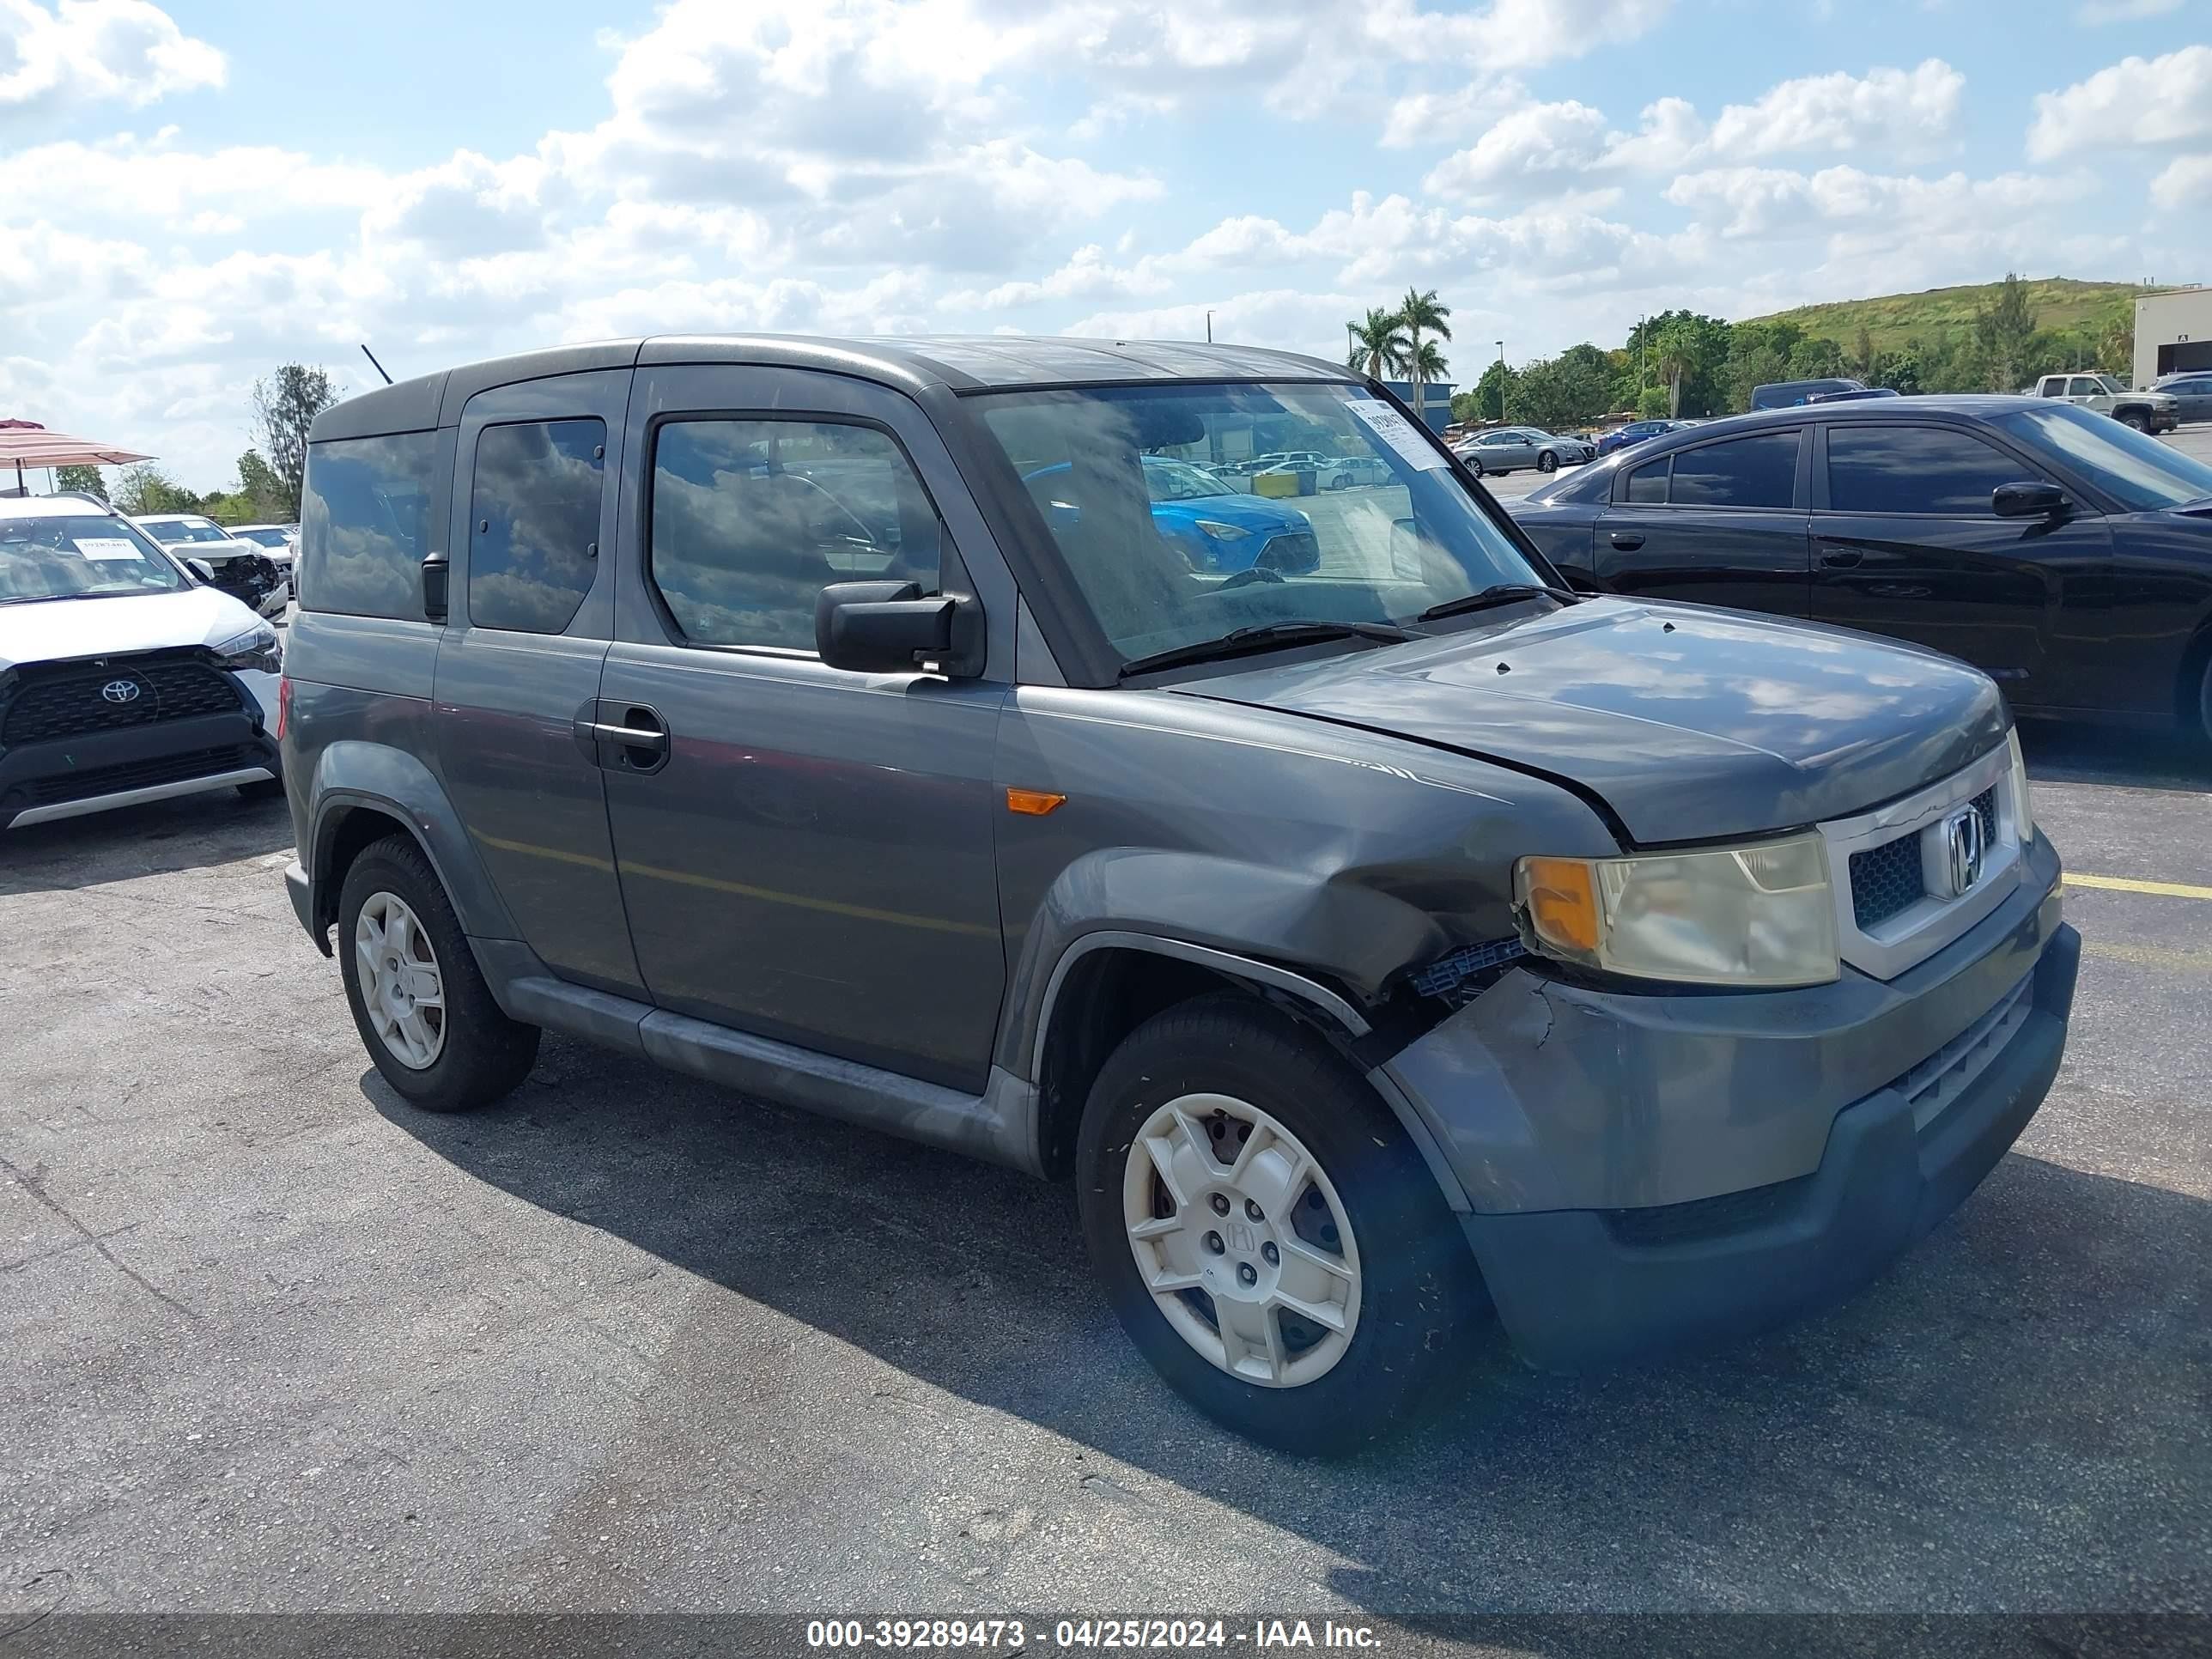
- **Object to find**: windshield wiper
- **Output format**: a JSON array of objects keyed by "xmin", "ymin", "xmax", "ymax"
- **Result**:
[
  {"xmin": 0, "ymin": 591, "xmax": 110, "ymax": 606},
  {"xmin": 1418, "ymin": 582, "xmax": 1581, "ymax": 623},
  {"xmin": 1118, "ymin": 619, "xmax": 1417, "ymax": 679}
]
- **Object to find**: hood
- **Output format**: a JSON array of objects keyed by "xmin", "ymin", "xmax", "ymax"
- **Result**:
[
  {"xmin": 1155, "ymin": 493, "xmax": 1307, "ymax": 533},
  {"xmin": 0, "ymin": 585, "xmax": 268, "ymax": 675},
  {"xmin": 1181, "ymin": 598, "xmax": 2009, "ymax": 845}
]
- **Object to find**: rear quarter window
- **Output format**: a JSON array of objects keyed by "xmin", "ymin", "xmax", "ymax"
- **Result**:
[{"xmin": 299, "ymin": 432, "xmax": 437, "ymax": 620}]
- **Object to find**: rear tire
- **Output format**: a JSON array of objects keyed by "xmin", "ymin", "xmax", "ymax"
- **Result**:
[
  {"xmin": 337, "ymin": 835, "xmax": 539, "ymax": 1114},
  {"xmin": 1075, "ymin": 993, "xmax": 1479, "ymax": 1455}
]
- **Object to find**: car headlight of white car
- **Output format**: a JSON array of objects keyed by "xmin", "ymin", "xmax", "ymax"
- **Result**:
[
  {"xmin": 215, "ymin": 623, "xmax": 283, "ymax": 675},
  {"xmin": 1514, "ymin": 834, "xmax": 1840, "ymax": 988}
]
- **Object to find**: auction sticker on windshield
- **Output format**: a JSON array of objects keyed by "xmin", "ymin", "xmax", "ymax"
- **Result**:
[
  {"xmin": 1345, "ymin": 398, "xmax": 1450, "ymax": 471},
  {"xmin": 75, "ymin": 538, "xmax": 146, "ymax": 561}
]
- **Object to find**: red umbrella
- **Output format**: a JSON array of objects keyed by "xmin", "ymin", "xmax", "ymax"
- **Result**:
[{"xmin": 0, "ymin": 422, "xmax": 155, "ymax": 495}]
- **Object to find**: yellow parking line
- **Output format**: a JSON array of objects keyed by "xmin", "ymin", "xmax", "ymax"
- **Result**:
[
  {"xmin": 2066, "ymin": 873, "xmax": 2212, "ymax": 902},
  {"xmin": 2084, "ymin": 939, "xmax": 2212, "ymax": 973}
]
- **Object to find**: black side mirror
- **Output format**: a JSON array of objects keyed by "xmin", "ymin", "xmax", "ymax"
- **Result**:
[
  {"xmin": 1991, "ymin": 481, "xmax": 2069, "ymax": 519},
  {"xmin": 421, "ymin": 549, "xmax": 449, "ymax": 621},
  {"xmin": 816, "ymin": 580, "xmax": 963, "ymax": 673},
  {"xmin": 184, "ymin": 557, "xmax": 216, "ymax": 583}
]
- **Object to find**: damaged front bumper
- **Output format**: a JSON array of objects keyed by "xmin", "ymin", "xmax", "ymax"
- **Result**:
[{"xmin": 1378, "ymin": 833, "xmax": 2075, "ymax": 1370}]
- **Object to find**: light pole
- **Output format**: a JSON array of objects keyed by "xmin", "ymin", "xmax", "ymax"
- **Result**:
[
  {"xmin": 1495, "ymin": 341, "xmax": 1506, "ymax": 423},
  {"xmin": 1206, "ymin": 309, "xmax": 1213, "ymax": 344}
]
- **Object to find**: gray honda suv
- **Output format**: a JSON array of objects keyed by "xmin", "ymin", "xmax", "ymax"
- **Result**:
[{"xmin": 280, "ymin": 336, "xmax": 2077, "ymax": 1453}]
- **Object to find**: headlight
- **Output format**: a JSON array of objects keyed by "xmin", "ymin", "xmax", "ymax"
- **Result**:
[
  {"xmin": 2007, "ymin": 728, "xmax": 2034, "ymax": 843},
  {"xmin": 1193, "ymin": 519, "xmax": 1252, "ymax": 541},
  {"xmin": 215, "ymin": 623, "xmax": 283, "ymax": 675},
  {"xmin": 1514, "ymin": 833, "xmax": 1839, "ymax": 988}
]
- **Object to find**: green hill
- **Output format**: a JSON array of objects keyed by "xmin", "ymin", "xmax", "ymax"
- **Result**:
[{"xmin": 1740, "ymin": 277, "xmax": 2144, "ymax": 354}]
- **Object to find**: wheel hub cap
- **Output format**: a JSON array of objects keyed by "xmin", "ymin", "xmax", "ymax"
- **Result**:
[
  {"xmin": 1121, "ymin": 1092, "xmax": 1362, "ymax": 1389},
  {"xmin": 355, "ymin": 891, "xmax": 447, "ymax": 1071}
]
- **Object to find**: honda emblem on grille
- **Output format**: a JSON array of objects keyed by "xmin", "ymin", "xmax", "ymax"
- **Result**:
[
  {"xmin": 1941, "ymin": 807, "xmax": 1987, "ymax": 898},
  {"xmin": 100, "ymin": 679, "xmax": 142, "ymax": 704}
]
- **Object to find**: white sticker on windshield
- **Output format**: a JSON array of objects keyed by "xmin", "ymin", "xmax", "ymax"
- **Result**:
[
  {"xmin": 75, "ymin": 537, "xmax": 145, "ymax": 561},
  {"xmin": 1345, "ymin": 398, "xmax": 1451, "ymax": 471}
]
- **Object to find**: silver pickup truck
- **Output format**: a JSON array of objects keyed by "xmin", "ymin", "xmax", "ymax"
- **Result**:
[
  {"xmin": 2027, "ymin": 372, "xmax": 2179, "ymax": 433},
  {"xmin": 280, "ymin": 336, "xmax": 2077, "ymax": 1454}
]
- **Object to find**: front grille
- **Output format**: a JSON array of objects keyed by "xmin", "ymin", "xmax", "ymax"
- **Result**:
[
  {"xmin": 21, "ymin": 744, "xmax": 257, "ymax": 806},
  {"xmin": 1257, "ymin": 530, "xmax": 1321, "ymax": 574},
  {"xmin": 1, "ymin": 660, "xmax": 242, "ymax": 745},
  {"xmin": 1603, "ymin": 1174, "xmax": 1814, "ymax": 1247},
  {"xmin": 1849, "ymin": 831, "xmax": 1925, "ymax": 930},
  {"xmin": 1967, "ymin": 786, "xmax": 1996, "ymax": 845},
  {"xmin": 1898, "ymin": 973, "xmax": 2033, "ymax": 1132}
]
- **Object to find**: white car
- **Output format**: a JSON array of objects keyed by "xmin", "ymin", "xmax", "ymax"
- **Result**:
[
  {"xmin": 130, "ymin": 512, "xmax": 289, "ymax": 618},
  {"xmin": 1, "ymin": 495, "xmax": 283, "ymax": 829},
  {"xmin": 228, "ymin": 523, "xmax": 300, "ymax": 592}
]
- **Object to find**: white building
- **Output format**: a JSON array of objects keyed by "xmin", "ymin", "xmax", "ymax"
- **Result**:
[{"xmin": 2135, "ymin": 286, "xmax": 2212, "ymax": 386}]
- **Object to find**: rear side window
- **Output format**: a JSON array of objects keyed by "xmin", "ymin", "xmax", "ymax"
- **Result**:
[
  {"xmin": 1669, "ymin": 432, "xmax": 1799, "ymax": 508},
  {"xmin": 647, "ymin": 418, "xmax": 943, "ymax": 653},
  {"xmin": 299, "ymin": 432, "xmax": 436, "ymax": 620},
  {"xmin": 467, "ymin": 419, "xmax": 605, "ymax": 634},
  {"xmin": 1826, "ymin": 426, "xmax": 2027, "ymax": 516},
  {"xmin": 1624, "ymin": 458, "xmax": 1668, "ymax": 502}
]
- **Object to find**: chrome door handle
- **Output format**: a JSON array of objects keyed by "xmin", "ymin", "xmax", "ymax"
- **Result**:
[{"xmin": 583, "ymin": 721, "xmax": 667, "ymax": 749}]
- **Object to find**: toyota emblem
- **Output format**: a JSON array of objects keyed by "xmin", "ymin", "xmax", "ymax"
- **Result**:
[{"xmin": 100, "ymin": 679, "xmax": 143, "ymax": 704}]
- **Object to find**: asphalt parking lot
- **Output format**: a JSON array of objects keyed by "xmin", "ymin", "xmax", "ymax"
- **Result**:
[{"xmin": 3, "ymin": 449, "xmax": 2209, "ymax": 1632}]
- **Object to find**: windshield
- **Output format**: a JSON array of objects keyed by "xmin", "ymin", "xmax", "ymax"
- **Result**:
[
  {"xmin": 0, "ymin": 515, "xmax": 188, "ymax": 602},
  {"xmin": 1993, "ymin": 404, "xmax": 2212, "ymax": 512},
  {"xmin": 2091, "ymin": 375, "xmax": 2128, "ymax": 395},
  {"xmin": 976, "ymin": 380, "xmax": 1544, "ymax": 665},
  {"xmin": 1142, "ymin": 458, "xmax": 1234, "ymax": 501},
  {"xmin": 141, "ymin": 519, "xmax": 232, "ymax": 544}
]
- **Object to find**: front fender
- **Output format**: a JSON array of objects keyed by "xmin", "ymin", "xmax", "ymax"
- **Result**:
[
  {"xmin": 307, "ymin": 740, "xmax": 518, "ymax": 943},
  {"xmin": 991, "ymin": 847, "xmax": 1449, "ymax": 1081}
]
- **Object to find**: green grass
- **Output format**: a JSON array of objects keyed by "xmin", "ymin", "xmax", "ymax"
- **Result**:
[{"xmin": 1738, "ymin": 277, "xmax": 2147, "ymax": 353}]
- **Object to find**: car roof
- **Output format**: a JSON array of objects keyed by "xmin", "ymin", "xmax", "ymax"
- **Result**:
[
  {"xmin": 313, "ymin": 335, "xmax": 1355, "ymax": 443},
  {"xmin": 5, "ymin": 494, "xmax": 118, "ymax": 519}
]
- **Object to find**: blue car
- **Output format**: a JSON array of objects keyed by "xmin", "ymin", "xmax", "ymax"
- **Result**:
[
  {"xmin": 1025, "ymin": 457, "xmax": 1322, "ymax": 574},
  {"xmin": 1595, "ymin": 418, "xmax": 1689, "ymax": 457}
]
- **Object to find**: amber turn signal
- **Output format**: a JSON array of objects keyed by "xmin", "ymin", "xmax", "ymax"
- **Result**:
[
  {"xmin": 1516, "ymin": 856, "xmax": 1601, "ymax": 955},
  {"xmin": 1006, "ymin": 787, "xmax": 1067, "ymax": 816}
]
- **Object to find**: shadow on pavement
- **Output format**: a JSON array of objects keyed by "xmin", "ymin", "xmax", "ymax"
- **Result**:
[
  {"xmin": 0, "ymin": 792, "xmax": 293, "ymax": 896},
  {"xmin": 374, "ymin": 1036, "xmax": 2211, "ymax": 1618},
  {"xmin": 2019, "ymin": 719, "xmax": 2209, "ymax": 792}
]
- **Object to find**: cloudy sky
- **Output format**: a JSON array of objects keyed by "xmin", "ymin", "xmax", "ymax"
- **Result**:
[{"xmin": 3, "ymin": 0, "xmax": 2207, "ymax": 489}]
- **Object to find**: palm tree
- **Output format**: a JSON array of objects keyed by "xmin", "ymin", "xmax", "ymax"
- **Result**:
[
  {"xmin": 1407, "ymin": 339, "xmax": 1449, "ymax": 402},
  {"xmin": 1650, "ymin": 322, "xmax": 1694, "ymax": 418},
  {"xmin": 1397, "ymin": 288, "xmax": 1453, "ymax": 423},
  {"xmin": 1346, "ymin": 308, "xmax": 1411, "ymax": 380}
]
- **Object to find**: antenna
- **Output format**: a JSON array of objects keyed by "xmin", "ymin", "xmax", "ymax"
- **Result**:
[{"xmin": 360, "ymin": 343, "xmax": 394, "ymax": 386}]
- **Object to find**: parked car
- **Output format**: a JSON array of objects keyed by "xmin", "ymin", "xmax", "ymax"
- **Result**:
[
  {"xmin": 1512, "ymin": 397, "xmax": 2212, "ymax": 742},
  {"xmin": 1322, "ymin": 454, "xmax": 1392, "ymax": 489},
  {"xmin": 1594, "ymin": 418, "xmax": 1691, "ymax": 458},
  {"xmin": 1750, "ymin": 377, "xmax": 1866, "ymax": 410},
  {"xmin": 1806, "ymin": 386, "xmax": 1901, "ymax": 404},
  {"xmin": 2026, "ymin": 374, "xmax": 2179, "ymax": 434},
  {"xmin": 1, "ymin": 495, "xmax": 283, "ymax": 828},
  {"xmin": 228, "ymin": 523, "xmax": 301, "ymax": 593},
  {"xmin": 130, "ymin": 513, "xmax": 288, "ymax": 617},
  {"xmin": 2152, "ymin": 371, "xmax": 2212, "ymax": 424},
  {"xmin": 1026, "ymin": 455, "xmax": 1320, "ymax": 574},
  {"xmin": 282, "ymin": 336, "xmax": 2075, "ymax": 1455},
  {"xmin": 1453, "ymin": 427, "xmax": 1594, "ymax": 475}
]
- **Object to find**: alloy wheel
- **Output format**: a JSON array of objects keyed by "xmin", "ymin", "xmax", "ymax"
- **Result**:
[
  {"xmin": 355, "ymin": 890, "xmax": 447, "ymax": 1069},
  {"xmin": 1121, "ymin": 1092, "xmax": 1362, "ymax": 1388}
]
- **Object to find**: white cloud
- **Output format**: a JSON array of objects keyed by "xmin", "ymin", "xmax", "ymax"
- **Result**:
[
  {"xmin": 2076, "ymin": 0, "xmax": 2183, "ymax": 22},
  {"xmin": 1663, "ymin": 163, "xmax": 2094, "ymax": 240},
  {"xmin": 0, "ymin": 0, "xmax": 223, "ymax": 123},
  {"xmin": 1422, "ymin": 61, "xmax": 1964, "ymax": 202},
  {"xmin": 2150, "ymin": 152, "xmax": 2212, "ymax": 207},
  {"xmin": 2027, "ymin": 46, "xmax": 2212, "ymax": 159}
]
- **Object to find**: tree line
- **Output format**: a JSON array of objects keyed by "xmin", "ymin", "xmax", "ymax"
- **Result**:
[
  {"xmin": 1340, "ymin": 273, "xmax": 2136, "ymax": 434},
  {"xmin": 58, "ymin": 365, "xmax": 341, "ymax": 525}
]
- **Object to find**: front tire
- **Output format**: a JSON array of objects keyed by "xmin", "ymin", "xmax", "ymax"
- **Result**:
[
  {"xmin": 1538, "ymin": 450, "xmax": 1559, "ymax": 472},
  {"xmin": 2118, "ymin": 410, "xmax": 2149, "ymax": 432},
  {"xmin": 337, "ymin": 835, "xmax": 539, "ymax": 1113},
  {"xmin": 1076, "ymin": 994, "xmax": 1478, "ymax": 1455}
]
